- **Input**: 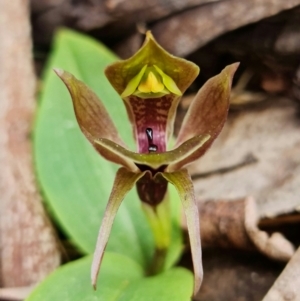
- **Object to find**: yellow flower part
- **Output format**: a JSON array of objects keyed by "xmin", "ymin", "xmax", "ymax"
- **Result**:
[
  {"xmin": 138, "ymin": 69, "xmax": 164, "ymax": 93},
  {"xmin": 121, "ymin": 65, "xmax": 182, "ymax": 99}
]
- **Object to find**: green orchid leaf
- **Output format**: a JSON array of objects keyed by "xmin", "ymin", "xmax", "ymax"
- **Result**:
[
  {"xmin": 34, "ymin": 28, "xmax": 183, "ymax": 269},
  {"xmin": 26, "ymin": 254, "xmax": 193, "ymax": 301},
  {"xmin": 94, "ymin": 134, "xmax": 210, "ymax": 169},
  {"xmin": 92, "ymin": 168, "xmax": 147, "ymax": 288},
  {"xmin": 161, "ymin": 169, "xmax": 202, "ymax": 297},
  {"xmin": 173, "ymin": 63, "xmax": 239, "ymax": 170},
  {"xmin": 117, "ymin": 267, "xmax": 193, "ymax": 301},
  {"xmin": 26, "ymin": 254, "xmax": 143, "ymax": 301}
]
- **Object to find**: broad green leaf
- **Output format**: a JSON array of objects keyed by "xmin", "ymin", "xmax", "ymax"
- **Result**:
[
  {"xmin": 34, "ymin": 29, "xmax": 182, "ymax": 268},
  {"xmin": 26, "ymin": 254, "xmax": 193, "ymax": 301},
  {"xmin": 117, "ymin": 268, "xmax": 193, "ymax": 301},
  {"xmin": 26, "ymin": 254, "xmax": 143, "ymax": 301}
]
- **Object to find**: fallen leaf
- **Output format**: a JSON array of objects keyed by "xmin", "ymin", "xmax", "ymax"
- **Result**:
[{"xmin": 262, "ymin": 247, "xmax": 300, "ymax": 301}]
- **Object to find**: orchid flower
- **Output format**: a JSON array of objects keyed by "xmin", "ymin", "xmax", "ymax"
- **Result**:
[{"xmin": 54, "ymin": 31, "xmax": 239, "ymax": 297}]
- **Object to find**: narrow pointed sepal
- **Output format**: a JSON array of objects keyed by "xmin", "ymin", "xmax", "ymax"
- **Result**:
[
  {"xmin": 54, "ymin": 69, "xmax": 124, "ymax": 146},
  {"xmin": 91, "ymin": 167, "xmax": 147, "ymax": 289},
  {"xmin": 173, "ymin": 63, "xmax": 239, "ymax": 170},
  {"xmin": 94, "ymin": 134, "xmax": 210, "ymax": 170},
  {"xmin": 54, "ymin": 69, "xmax": 138, "ymax": 170},
  {"xmin": 160, "ymin": 169, "xmax": 203, "ymax": 297}
]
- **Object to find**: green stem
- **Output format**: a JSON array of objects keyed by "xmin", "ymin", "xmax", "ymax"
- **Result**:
[
  {"xmin": 142, "ymin": 193, "xmax": 171, "ymax": 275},
  {"xmin": 148, "ymin": 247, "xmax": 168, "ymax": 275}
]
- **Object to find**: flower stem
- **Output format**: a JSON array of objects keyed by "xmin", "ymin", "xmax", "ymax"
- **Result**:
[
  {"xmin": 148, "ymin": 247, "xmax": 168, "ymax": 275},
  {"xmin": 142, "ymin": 194, "xmax": 171, "ymax": 275}
]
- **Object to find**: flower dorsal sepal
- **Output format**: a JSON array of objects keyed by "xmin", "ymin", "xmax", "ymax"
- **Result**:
[{"xmin": 105, "ymin": 31, "xmax": 200, "ymax": 153}]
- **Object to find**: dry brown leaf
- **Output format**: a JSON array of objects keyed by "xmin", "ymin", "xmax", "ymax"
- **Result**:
[
  {"xmin": 194, "ymin": 249, "xmax": 282, "ymax": 301},
  {"xmin": 189, "ymin": 96, "xmax": 300, "ymax": 219},
  {"xmin": 244, "ymin": 197, "xmax": 294, "ymax": 261},
  {"xmin": 0, "ymin": 286, "xmax": 33, "ymax": 301},
  {"xmin": 151, "ymin": 0, "xmax": 300, "ymax": 56},
  {"xmin": 31, "ymin": 0, "xmax": 222, "ymax": 45},
  {"xmin": 262, "ymin": 247, "xmax": 300, "ymax": 301},
  {"xmin": 186, "ymin": 197, "xmax": 295, "ymax": 261}
]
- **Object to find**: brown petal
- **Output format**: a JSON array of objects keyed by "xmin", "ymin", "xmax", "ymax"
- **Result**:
[
  {"xmin": 54, "ymin": 69, "xmax": 125, "ymax": 145},
  {"xmin": 173, "ymin": 63, "xmax": 239, "ymax": 170},
  {"xmin": 160, "ymin": 169, "xmax": 203, "ymax": 297},
  {"xmin": 91, "ymin": 167, "xmax": 147, "ymax": 289},
  {"xmin": 54, "ymin": 69, "xmax": 137, "ymax": 169}
]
